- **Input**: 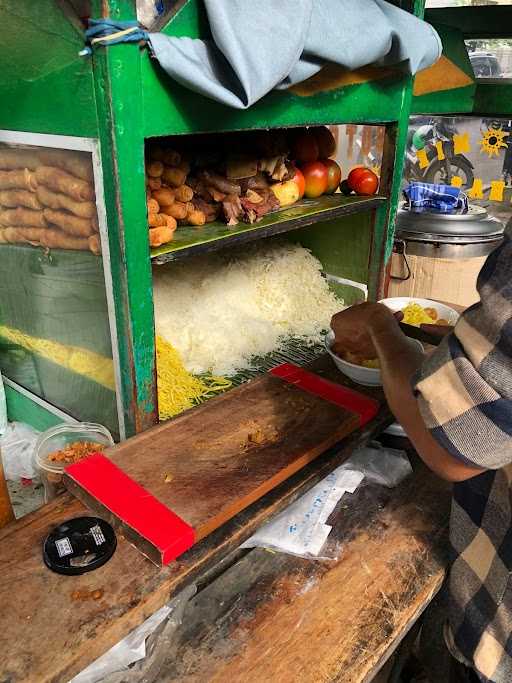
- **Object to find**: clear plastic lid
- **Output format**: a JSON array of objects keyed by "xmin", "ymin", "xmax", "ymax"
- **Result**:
[{"xmin": 34, "ymin": 422, "xmax": 114, "ymax": 474}]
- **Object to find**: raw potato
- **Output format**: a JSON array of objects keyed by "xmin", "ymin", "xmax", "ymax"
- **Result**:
[
  {"xmin": 162, "ymin": 167, "xmax": 187, "ymax": 188},
  {"xmin": 165, "ymin": 201, "xmax": 187, "ymax": 220},
  {"xmin": 174, "ymin": 185, "xmax": 194, "ymax": 203},
  {"xmin": 152, "ymin": 188, "xmax": 175, "ymax": 206},
  {"xmin": 149, "ymin": 226, "xmax": 175, "ymax": 247},
  {"xmin": 43, "ymin": 208, "xmax": 96, "ymax": 238},
  {"xmin": 35, "ymin": 166, "xmax": 94, "ymax": 202},
  {"xmin": 0, "ymin": 208, "xmax": 46, "ymax": 228},
  {"xmin": 148, "ymin": 213, "xmax": 168, "ymax": 228},
  {"xmin": 0, "ymin": 189, "xmax": 42, "ymax": 210},
  {"xmin": 36, "ymin": 185, "xmax": 96, "ymax": 219},
  {"xmin": 0, "ymin": 149, "xmax": 40, "ymax": 170},
  {"xmin": 0, "ymin": 169, "xmax": 37, "ymax": 192},
  {"xmin": 40, "ymin": 228, "xmax": 89, "ymax": 251},
  {"xmin": 88, "ymin": 234, "xmax": 101, "ymax": 255},
  {"xmin": 147, "ymin": 198, "xmax": 160, "ymax": 214},
  {"xmin": 37, "ymin": 150, "xmax": 94, "ymax": 182},
  {"xmin": 147, "ymin": 161, "xmax": 164, "ymax": 178}
]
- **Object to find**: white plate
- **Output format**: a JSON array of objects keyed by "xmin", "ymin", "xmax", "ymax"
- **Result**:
[
  {"xmin": 378, "ymin": 297, "xmax": 459, "ymax": 326},
  {"xmin": 324, "ymin": 330, "xmax": 423, "ymax": 387}
]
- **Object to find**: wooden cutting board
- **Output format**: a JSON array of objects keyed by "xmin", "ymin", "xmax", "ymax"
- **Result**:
[{"xmin": 64, "ymin": 370, "xmax": 376, "ymax": 565}]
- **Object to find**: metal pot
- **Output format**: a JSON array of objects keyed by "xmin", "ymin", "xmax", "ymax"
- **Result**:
[{"xmin": 396, "ymin": 204, "xmax": 504, "ymax": 259}]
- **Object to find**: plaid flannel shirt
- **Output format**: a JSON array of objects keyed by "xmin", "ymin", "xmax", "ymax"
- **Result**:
[
  {"xmin": 413, "ymin": 223, "xmax": 512, "ymax": 683},
  {"xmin": 404, "ymin": 181, "xmax": 468, "ymax": 214}
]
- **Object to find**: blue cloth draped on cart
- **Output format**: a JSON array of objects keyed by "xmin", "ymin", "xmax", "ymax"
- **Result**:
[
  {"xmin": 148, "ymin": 0, "xmax": 442, "ymax": 109},
  {"xmin": 404, "ymin": 182, "xmax": 469, "ymax": 214}
]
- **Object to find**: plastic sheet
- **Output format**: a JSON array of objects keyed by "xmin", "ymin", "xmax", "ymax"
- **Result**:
[
  {"xmin": 241, "ymin": 443, "xmax": 412, "ymax": 559},
  {"xmin": 0, "ymin": 421, "xmax": 39, "ymax": 480},
  {"xmin": 70, "ymin": 583, "xmax": 197, "ymax": 683}
]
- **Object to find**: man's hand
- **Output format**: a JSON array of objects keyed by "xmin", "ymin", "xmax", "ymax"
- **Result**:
[
  {"xmin": 420, "ymin": 323, "xmax": 455, "ymax": 340},
  {"xmin": 330, "ymin": 302, "xmax": 399, "ymax": 359}
]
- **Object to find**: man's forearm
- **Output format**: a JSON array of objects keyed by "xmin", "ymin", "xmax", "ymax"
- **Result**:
[{"xmin": 369, "ymin": 320, "xmax": 483, "ymax": 482}]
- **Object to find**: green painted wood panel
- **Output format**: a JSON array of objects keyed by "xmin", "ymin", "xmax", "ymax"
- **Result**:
[
  {"xmin": 425, "ymin": 6, "xmax": 512, "ymax": 40},
  {"xmin": 4, "ymin": 385, "xmax": 68, "ymax": 432},
  {"xmin": 142, "ymin": 59, "xmax": 408, "ymax": 137},
  {"xmin": 91, "ymin": 0, "xmax": 157, "ymax": 436},
  {"xmin": 141, "ymin": 0, "xmax": 409, "ymax": 137},
  {"xmin": 473, "ymin": 83, "xmax": 512, "ymax": 118},
  {"xmin": 369, "ymin": 0, "xmax": 426, "ymax": 300},
  {"xmin": 151, "ymin": 195, "xmax": 386, "ymax": 264},
  {"xmin": 293, "ymin": 212, "xmax": 372, "ymax": 283},
  {"xmin": 0, "ymin": 0, "xmax": 98, "ymax": 136}
]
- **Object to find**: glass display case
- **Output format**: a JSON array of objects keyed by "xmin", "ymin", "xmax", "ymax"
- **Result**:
[{"xmin": 0, "ymin": 133, "xmax": 121, "ymax": 439}]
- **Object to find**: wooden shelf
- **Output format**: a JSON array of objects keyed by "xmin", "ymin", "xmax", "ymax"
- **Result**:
[{"xmin": 151, "ymin": 194, "xmax": 386, "ymax": 264}]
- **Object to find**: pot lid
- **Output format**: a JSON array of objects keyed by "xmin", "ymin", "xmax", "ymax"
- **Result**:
[
  {"xmin": 397, "ymin": 203, "xmax": 504, "ymax": 237},
  {"xmin": 397, "ymin": 229, "xmax": 504, "ymax": 245}
]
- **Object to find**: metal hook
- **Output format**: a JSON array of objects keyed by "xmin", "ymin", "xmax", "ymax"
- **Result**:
[{"xmin": 390, "ymin": 239, "xmax": 411, "ymax": 282}]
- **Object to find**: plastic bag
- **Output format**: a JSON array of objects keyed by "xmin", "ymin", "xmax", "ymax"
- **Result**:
[
  {"xmin": 341, "ymin": 442, "xmax": 412, "ymax": 488},
  {"xmin": 241, "ymin": 444, "xmax": 412, "ymax": 560},
  {"xmin": 70, "ymin": 583, "xmax": 196, "ymax": 683},
  {"xmin": 241, "ymin": 467, "xmax": 365, "ymax": 559},
  {"xmin": 0, "ymin": 422, "xmax": 40, "ymax": 480}
]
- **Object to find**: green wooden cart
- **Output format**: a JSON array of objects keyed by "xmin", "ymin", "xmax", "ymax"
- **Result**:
[{"xmin": 0, "ymin": 0, "xmax": 458, "ymax": 441}]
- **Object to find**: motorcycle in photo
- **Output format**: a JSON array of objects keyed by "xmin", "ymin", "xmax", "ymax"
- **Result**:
[{"xmin": 404, "ymin": 116, "xmax": 474, "ymax": 189}]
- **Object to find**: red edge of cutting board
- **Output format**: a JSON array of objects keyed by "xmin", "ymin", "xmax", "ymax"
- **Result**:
[
  {"xmin": 270, "ymin": 363, "xmax": 379, "ymax": 426},
  {"xmin": 64, "ymin": 364, "xmax": 379, "ymax": 566},
  {"xmin": 64, "ymin": 454, "xmax": 196, "ymax": 565}
]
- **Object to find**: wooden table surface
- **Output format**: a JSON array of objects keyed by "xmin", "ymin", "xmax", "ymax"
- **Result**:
[
  {"xmin": 0, "ymin": 357, "xmax": 394, "ymax": 683},
  {"xmin": 153, "ymin": 460, "xmax": 451, "ymax": 683}
]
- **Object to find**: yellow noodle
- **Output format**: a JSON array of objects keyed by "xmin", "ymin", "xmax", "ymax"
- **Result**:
[
  {"xmin": 156, "ymin": 335, "xmax": 231, "ymax": 420},
  {"xmin": 0, "ymin": 325, "xmax": 115, "ymax": 390}
]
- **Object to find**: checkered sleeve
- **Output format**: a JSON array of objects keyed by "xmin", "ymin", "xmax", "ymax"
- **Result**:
[{"xmin": 413, "ymin": 232, "xmax": 512, "ymax": 470}]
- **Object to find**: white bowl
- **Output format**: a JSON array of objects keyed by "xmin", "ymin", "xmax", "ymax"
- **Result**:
[
  {"xmin": 324, "ymin": 330, "xmax": 423, "ymax": 387},
  {"xmin": 378, "ymin": 297, "xmax": 459, "ymax": 326}
]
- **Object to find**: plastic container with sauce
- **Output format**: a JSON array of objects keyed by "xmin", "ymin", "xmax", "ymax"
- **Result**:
[{"xmin": 34, "ymin": 422, "xmax": 114, "ymax": 503}]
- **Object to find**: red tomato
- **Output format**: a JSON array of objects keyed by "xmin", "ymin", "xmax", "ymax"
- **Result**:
[
  {"xmin": 347, "ymin": 167, "xmax": 369, "ymax": 189},
  {"xmin": 290, "ymin": 166, "xmax": 306, "ymax": 199},
  {"xmin": 347, "ymin": 167, "xmax": 379, "ymax": 195},
  {"xmin": 312, "ymin": 126, "xmax": 336, "ymax": 158},
  {"xmin": 355, "ymin": 172, "xmax": 379, "ymax": 195},
  {"xmin": 322, "ymin": 159, "xmax": 342, "ymax": 194},
  {"xmin": 291, "ymin": 130, "xmax": 319, "ymax": 164},
  {"xmin": 301, "ymin": 161, "xmax": 328, "ymax": 198}
]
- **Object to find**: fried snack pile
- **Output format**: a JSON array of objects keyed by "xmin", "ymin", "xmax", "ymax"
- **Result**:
[
  {"xmin": 0, "ymin": 147, "xmax": 100, "ymax": 253},
  {"xmin": 48, "ymin": 441, "xmax": 105, "ymax": 465}
]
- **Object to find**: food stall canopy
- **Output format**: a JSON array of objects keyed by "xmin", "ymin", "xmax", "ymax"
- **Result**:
[{"xmin": 146, "ymin": 0, "xmax": 442, "ymax": 108}]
